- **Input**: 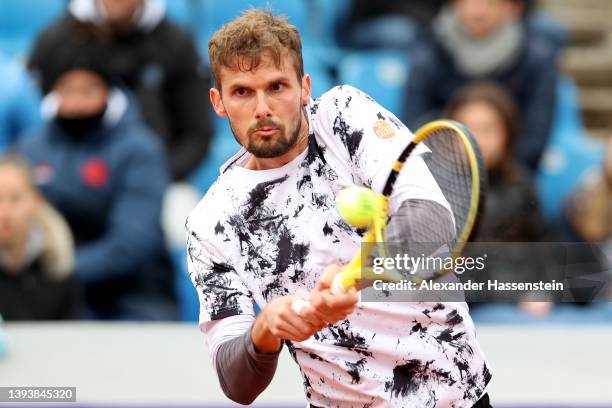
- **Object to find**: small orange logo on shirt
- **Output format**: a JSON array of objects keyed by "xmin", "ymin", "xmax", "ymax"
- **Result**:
[{"xmin": 373, "ymin": 120, "xmax": 395, "ymax": 139}]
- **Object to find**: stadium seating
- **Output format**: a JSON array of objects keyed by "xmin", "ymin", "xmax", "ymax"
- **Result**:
[
  {"xmin": 196, "ymin": 1, "xmax": 308, "ymax": 57},
  {"xmin": 193, "ymin": 0, "xmax": 348, "ymax": 66},
  {"xmin": 536, "ymin": 76, "xmax": 605, "ymax": 220},
  {"xmin": 337, "ymin": 50, "xmax": 411, "ymax": 117},
  {"xmin": 0, "ymin": 0, "xmax": 65, "ymax": 58},
  {"xmin": 164, "ymin": 0, "xmax": 197, "ymax": 29}
]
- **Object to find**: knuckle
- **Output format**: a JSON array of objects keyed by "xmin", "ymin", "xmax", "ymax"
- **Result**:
[{"xmin": 311, "ymin": 297, "xmax": 324, "ymax": 309}]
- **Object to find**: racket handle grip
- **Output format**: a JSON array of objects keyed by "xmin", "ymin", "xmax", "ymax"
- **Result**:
[
  {"xmin": 330, "ymin": 273, "xmax": 347, "ymax": 295},
  {"xmin": 291, "ymin": 299, "xmax": 309, "ymax": 316}
]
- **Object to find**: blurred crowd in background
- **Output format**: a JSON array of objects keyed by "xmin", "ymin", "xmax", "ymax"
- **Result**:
[{"xmin": 0, "ymin": 0, "xmax": 610, "ymax": 324}]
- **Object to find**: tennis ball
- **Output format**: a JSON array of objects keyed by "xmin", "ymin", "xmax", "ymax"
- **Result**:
[{"xmin": 336, "ymin": 186, "xmax": 378, "ymax": 228}]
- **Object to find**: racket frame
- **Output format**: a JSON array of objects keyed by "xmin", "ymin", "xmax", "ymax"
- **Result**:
[{"xmin": 332, "ymin": 120, "xmax": 484, "ymax": 294}]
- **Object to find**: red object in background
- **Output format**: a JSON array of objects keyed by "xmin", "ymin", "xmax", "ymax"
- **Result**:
[{"xmin": 81, "ymin": 158, "xmax": 109, "ymax": 188}]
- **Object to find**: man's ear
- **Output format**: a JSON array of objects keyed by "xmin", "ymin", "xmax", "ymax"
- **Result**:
[
  {"xmin": 210, "ymin": 87, "xmax": 227, "ymax": 117},
  {"xmin": 301, "ymin": 74, "xmax": 312, "ymax": 106}
]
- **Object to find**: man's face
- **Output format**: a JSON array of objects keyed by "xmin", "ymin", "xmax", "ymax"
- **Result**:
[
  {"xmin": 0, "ymin": 165, "xmax": 40, "ymax": 247},
  {"xmin": 454, "ymin": 0, "xmax": 516, "ymax": 39},
  {"xmin": 54, "ymin": 69, "xmax": 109, "ymax": 119},
  {"xmin": 99, "ymin": 0, "xmax": 143, "ymax": 25},
  {"xmin": 210, "ymin": 53, "xmax": 311, "ymax": 158}
]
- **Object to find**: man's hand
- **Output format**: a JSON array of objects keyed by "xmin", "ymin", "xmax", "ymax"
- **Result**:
[
  {"xmin": 252, "ymin": 295, "xmax": 325, "ymax": 353},
  {"xmin": 299, "ymin": 264, "xmax": 359, "ymax": 326},
  {"xmin": 252, "ymin": 265, "xmax": 359, "ymax": 353}
]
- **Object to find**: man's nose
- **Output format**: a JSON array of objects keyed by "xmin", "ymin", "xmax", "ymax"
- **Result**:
[{"xmin": 254, "ymin": 92, "xmax": 272, "ymax": 119}]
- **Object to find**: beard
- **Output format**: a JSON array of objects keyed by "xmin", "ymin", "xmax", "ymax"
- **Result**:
[{"xmin": 230, "ymin": 106, "xmax": 303, "ymax": 159}]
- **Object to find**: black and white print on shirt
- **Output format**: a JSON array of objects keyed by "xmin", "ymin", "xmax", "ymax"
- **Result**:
[{"xmin": 187, "ymin": 85, "xmax": 491, "ymax": 407}]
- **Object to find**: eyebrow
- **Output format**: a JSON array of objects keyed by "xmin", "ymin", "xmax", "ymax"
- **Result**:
[{"xmin": 226, "ymin": 75, "xmax": 293, "ymax": 91}]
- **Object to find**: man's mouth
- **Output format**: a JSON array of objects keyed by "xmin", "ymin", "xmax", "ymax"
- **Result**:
[{"xmin": 253, "ymin": 127, "xmax": 278, "ymax": 137}]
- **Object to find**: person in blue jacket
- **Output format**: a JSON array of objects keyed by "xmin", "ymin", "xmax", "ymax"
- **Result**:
[
  {"xmin": 16, "ymin": 43, "xmax": 176, "ymax": 320},
  {"xmin": 0, "ymin": 52, "xmax": 42, "ymax": 153},
  {"xmin": 403, "ymin": 0, "xmax": 560, "ymax": 172}
]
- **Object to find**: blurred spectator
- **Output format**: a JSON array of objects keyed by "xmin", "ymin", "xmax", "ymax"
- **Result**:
[
  {"xmin": 16, "ymin": 43, "xmax": 177, "ymax": 320},
  {"xmin": 565, "ymin": 138, "xmax": 612, "ymax": 244},
  {"xmin": 0, "ymin": 154, "xmax": 78, "ymax": 320},
  {"xmin": 338, "ymin": 0, "xmax": 445, "ymax": 50},
  {"xmin": 404, "ymin": 0, "xmax": 559, "ymax": 172},
  {"xmin": 0, "ymin": 53, "xmax": 42, "ymax": 153},
  {"xmin": 564, "ymin": 138, "xmax": 612, "ymax": 301},
  {"xmin": 445, "ymin": 82, "xmax": 552, "ymax": 317},
  {"xmin": 28, "ymin": 0, "xmax": 213, "ymax": 181},
  {"xmin": 445, "ymin": 82, "xmax": 544, "ymax": 241}
]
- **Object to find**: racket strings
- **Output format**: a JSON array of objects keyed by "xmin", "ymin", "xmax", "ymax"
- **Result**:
[
  {"xmin": 423, "ymin": 128, "xmax": 475, "ymax": 245},
  {"xmin": 383, "ymin": 199, "xmax": 455, "ymax": 279},
  {"xmin": 382, "ymin": 128, "xmax": 478, "ymax": 280}
]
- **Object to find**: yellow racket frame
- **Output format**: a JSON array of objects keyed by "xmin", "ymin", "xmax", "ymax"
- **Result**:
[{"xmin": 336, "ymin": 120, "xmax": 482, "ymax": 292}]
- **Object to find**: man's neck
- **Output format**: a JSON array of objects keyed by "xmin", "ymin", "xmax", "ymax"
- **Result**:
[{"xmin": 246, "ymin": 111, "xmax": 310, "ymax": 171}]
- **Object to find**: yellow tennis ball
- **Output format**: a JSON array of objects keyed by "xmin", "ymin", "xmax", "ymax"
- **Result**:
[{"xmin": 336, "ymin": 186, "xmax": 378, "ymax": 228}]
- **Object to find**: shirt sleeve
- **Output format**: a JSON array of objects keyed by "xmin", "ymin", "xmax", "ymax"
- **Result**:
[
  {"xmin": 317, "ymin": 85, "xmax": 450, "ymax": 215},
  {"xmin": 186, "ymin": 220, "xmax": 254, "ymax": 323},
  {"xmin": 201, "ymin": 316, "xmax": 282, "ymax": 405},
  {"xmin": 201, "ymin": 314, "xmax": 256, "ymax": 370}
]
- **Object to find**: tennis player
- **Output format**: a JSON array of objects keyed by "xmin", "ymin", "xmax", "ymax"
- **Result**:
[{"xmin": 186, "ymin": 10, "xmax": 492, "ymax": 408}]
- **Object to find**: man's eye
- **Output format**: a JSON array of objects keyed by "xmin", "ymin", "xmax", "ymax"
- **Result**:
[
  {"xmin": 235, "ymin": 88, "xmax": 248, "ymax": 96},
  {"xmin": 271, "ymin": 82, "xmax": 283, "ymax": 91}
]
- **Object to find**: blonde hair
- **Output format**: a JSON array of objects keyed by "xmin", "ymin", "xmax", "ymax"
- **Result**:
[
  {"xmin": 208, "ymin": 9, "xmax": 304, "ymax": 89},
  {"xmin": 0, "ymin": 153, "xmax": 35, "ymax": 188},
  {"xmin": 0, "ymin": 153, "xmax": 74, "ymax": 278}
]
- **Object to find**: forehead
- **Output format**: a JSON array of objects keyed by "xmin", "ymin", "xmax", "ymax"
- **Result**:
[
  {"xmin": 55, "ymin": 69, "xmax": 105, "ymax": 88},
  {"xmin": 217, "ymin": 52, "xmax": 298, "ymax": 90},
  {"xmin": 457, "ymin": 101, "xmax": 500, "ymax": 120},
  {"xmin": 0, "ymin": 165, "xmax": 30, "ymax": 188},
  {"xmin": 102, "ymin": 0, "xmax": 143, "ymax": 11},
  {"xmin": 455, "ymin": 0, "xmax": 505, "ymax": 9}
]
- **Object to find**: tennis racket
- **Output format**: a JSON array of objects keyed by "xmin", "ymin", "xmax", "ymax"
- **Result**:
[{"xmin": 292, "ymin": 119, "xmax": 486, "ymax": 313}]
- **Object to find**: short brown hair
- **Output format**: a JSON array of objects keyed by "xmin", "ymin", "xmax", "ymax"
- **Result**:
[
  {"xmin": 444, "ymin": 82, "xmax": 521, "ymax": 182},
  {"xmin": 208, "ymin": 9, "xmax": 304, "ymax": 89}
]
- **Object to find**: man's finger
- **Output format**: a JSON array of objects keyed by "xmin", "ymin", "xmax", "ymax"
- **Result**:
[
  {"xmin": 316, "ymin": 264, "xmax": 343, "ymax": 290},
  {"xmin": 281, "ymin": 308, "xmax": 321, "ymax": 338},
  {"xmin": 310, "ymin": 307, "xmax": 355, "ymax": 325},
  {"xmin": 272, "ymin": 327, "xmax": 312, "ymax": 342},
  {"xmin": 319, "ymin": 287, "xmax": 358, "ymax": 309},
  {"xmin": 298, "ymin": 304, "xmax": 328, "ymax": 327}
]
